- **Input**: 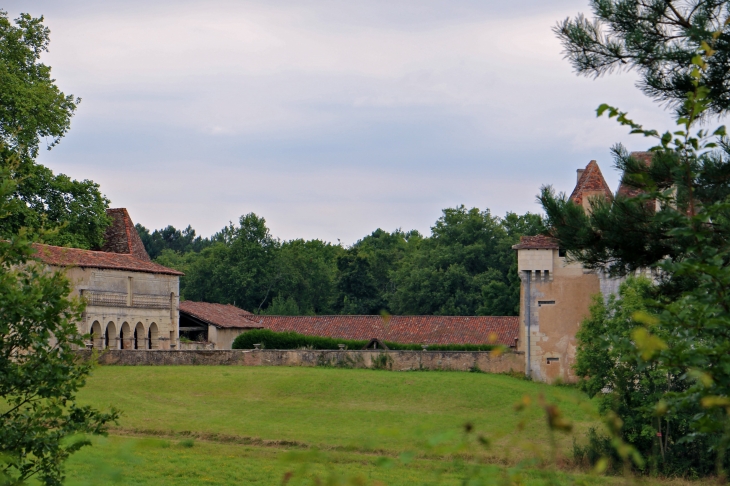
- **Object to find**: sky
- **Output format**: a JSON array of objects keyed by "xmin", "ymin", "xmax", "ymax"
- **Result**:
[{"xmin": 7, "ymin": 0, "xmax": 678, "ymax": 244}]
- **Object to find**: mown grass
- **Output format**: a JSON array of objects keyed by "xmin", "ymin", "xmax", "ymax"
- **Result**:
[
  {"xmin": 61, "ymin": 366, "xmax": 698, "ymax": 484},
  {"xmin": 61, "ymin": 435, "xmax": 627, "ymax": 486},
  {"xmin": 75, "ymin": 366, "xmax": 596, "ymax": 457}
]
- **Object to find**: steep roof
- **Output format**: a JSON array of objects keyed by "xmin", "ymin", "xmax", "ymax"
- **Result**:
[
  {"xmin": 249, "ymin": 315, "xmax": 520, "ymax": 347},
  {"xmin": 31, "ymin": 243, "xmax": 184, "ymax": 275},
  {"xmin": 512, "ymin": 235, "xmax": 559, "ymax": 250},
  {"xmin": 31, "ymin": 207, "xmax": 182, "ymax": 276},
  {"xmin": 569, "ymin": 160, "xmax": 613, "ymax": 205},
  {"xmin": 179, "ymin": 301, "xmax": 260, "ymax": 329},
  {"xmin": 102, "ymin": 208, "xmax": 151, "ymax": 261}
]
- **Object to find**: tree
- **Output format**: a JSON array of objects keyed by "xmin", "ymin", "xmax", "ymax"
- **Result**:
[
  {"xmin": 136, "ymin": 223, "xmax": 210, "ymax": 259},
  {"xmin": 0, "ymin": 162, "xmax": 118, "ymax": 486},
  {"xmin": 179, "ymin": 213, "xmax": 281, "ymax": 311},
  {"xmin": 545, "ymin": 20, "xmax": 730, "ymax": 473},
  {"xmin": 389, "ymin": 207, "xmax": 542, "ymax": 316},
  {"xmin": 0, "ymin": 11, "xmax": 109, "ymax": 249},
  {"xmin": 336, "ymin": 247, "xmax": 383, "ymax": 315},
  {"xmin": 272, "ymin": 239, "xmax": 341, "ymax": 315},
  {"xmin": 555, "ymin": 1, "xmax": 730, "ymax": 117}
]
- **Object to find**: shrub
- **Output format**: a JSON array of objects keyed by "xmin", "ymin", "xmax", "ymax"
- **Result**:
[{"xmin": 231, "ymin": 329, "xmax": 497, "ymax": 352}]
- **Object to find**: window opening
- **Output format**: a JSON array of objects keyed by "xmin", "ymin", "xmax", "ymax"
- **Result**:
[
  {"xmin": 546, "ymin": 357, "xmax": 559, "ymax": 364},
  {"xmin": 538, "ymin": 300, "xmax": 555, "ymax": 306}
]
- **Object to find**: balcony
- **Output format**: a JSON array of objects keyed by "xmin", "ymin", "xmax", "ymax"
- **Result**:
[{"xmin": 83, "ymin": 291, "xmax": 171, "ymax": 309}]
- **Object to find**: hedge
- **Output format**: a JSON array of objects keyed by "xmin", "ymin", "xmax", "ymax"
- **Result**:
[{"xmin": 231, "ymin": 329, "xmax": 496, "ymax": 351}]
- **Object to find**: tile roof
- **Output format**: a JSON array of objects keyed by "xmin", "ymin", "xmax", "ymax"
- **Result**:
[
  {"xmin": 617, "ymin": 152, "xmax": 652, "ymax": 198},
  {"xmin": 569, "ymin": 160, "xmax": 613, "ymax": 205},
  {"xmin": 512, "ymin": 235, "xmax": 559, "ymax": 250},
  {"xmin": 249, "ymin": 315, "xmax": 520, "ymax": 347},
  {"xmin": 179, "ymin": 301, "xmax": 260, "ymax": 329},
  {"xmin": 31, "ymin": 243, "xmax": 184, "ymax": 276},
  {"xmin": 102, "ymin": 208, "xmax": 151, "ymax": 261}
]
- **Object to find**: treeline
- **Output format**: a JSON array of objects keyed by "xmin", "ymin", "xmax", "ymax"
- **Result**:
[{"xmin": 136, "ymin": 207, "xmax": 543, "ymax": 316}]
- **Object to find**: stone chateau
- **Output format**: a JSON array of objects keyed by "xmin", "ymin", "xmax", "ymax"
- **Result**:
[
  {"xmin": 512, "ymin": 155, "xmax": 653, "ymax": 383},
  {"xmin": 33, "ymin": 208, "xmax": 183, "ymax": 350},
  {"xmin": 36, "ymin": 158, "xmax": 643, "ymax": 384}
]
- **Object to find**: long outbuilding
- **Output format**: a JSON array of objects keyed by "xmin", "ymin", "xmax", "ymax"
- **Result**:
[{"xmin": 178, "ymin": 301, "xmax": 519, "ymax": 349}]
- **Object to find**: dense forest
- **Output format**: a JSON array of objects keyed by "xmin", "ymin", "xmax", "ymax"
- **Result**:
[{"xmin": 136, "ymin": 207, "xmax": 544, "ymax": 316}]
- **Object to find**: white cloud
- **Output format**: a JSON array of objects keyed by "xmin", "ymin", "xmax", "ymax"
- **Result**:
[{"xmin": 3, "ymin": 0, "xmax": 688, "ymax": 241}]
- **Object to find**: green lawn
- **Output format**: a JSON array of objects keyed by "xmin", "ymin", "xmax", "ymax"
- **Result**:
[
  {"xmin": 57, "ymin": 366, "xmax": 681, "ymax": 485},
  {"xmin": 76, "ymin": 366, "xmax": 597, "ymax": 455}
]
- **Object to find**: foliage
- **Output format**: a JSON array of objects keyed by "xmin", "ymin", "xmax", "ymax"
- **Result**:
[
  {"xmin": 546, "ymin": 20, "xmax": 730, "ymax": 477},
  {"xmin": 390, "ymin": 208, "xmax": 543, "ymax": 316},
  {"xmin": 175, "ymin": 214, "xmax": 280, "ymax": 311},
  {"xmin": 0, "ymin": 10, "xmax": 78, "ymax": 157},
  {"xmin": 231, "ymin": 328, "xmax": 497, "ymax": 351},
  {"xmin": 159, "ymin": 208, "xmax": 542, "ymax": 317},
  {"xmin": 135, "ymin": 224, "xmax": 210, "ymax": 259},
  {"xmin": 0, "ymin": 11, "xmax": 109, "ymax": 250},
  {"xmin": 574, "ymin": 278, "xmax": 710, "ymax": 474},
  {"xmin": 0, "ymin": 165, "xmax": 118, "ymax": 485},
  {"xmin": 555, "ymin": 0, "xmax": 730, "ymax": 117}
]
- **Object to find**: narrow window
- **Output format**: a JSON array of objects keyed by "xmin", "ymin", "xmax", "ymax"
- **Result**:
[
  {"xmin": 538, "ymin": 300, "xmax": 555, "ymax": 306},
  {"xmin": 546, "ymin": 357, "xmax": 559, "ymax": 365}
]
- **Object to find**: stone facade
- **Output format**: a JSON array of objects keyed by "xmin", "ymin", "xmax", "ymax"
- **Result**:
[
  {"xmin": 77, "ymin": 348, "xmax": 525, "ymax": 373},
  {"xmin": 67, "ymin": 266, "xmax": 180, "ymax": 350},
  {"xmin": 513, "ymin": 160, "xmax": 623, "ymax": 383},
  {"xmin": 33, "ymin": 208, "xmax": 183, "ymax": 350}
]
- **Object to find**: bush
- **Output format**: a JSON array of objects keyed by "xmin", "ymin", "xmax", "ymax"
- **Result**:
[{"xmin": 231, "ymin": 329, "xmax": 497, "ymax": 352}]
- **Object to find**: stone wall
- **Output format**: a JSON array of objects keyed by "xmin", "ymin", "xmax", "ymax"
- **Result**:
[{"xmin": 77, "ymin": 349, "xmax": 525, "ymax": 373}]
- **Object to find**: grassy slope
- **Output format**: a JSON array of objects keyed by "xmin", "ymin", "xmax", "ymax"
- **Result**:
[
  {"xmin": 76, "ymin": 366, "xmax": 597, "ymax": 455},
  {"xmin": 64, "ymin": 366, "xmax": 691, "ymax": 485},
  {"xmin": 63, "ymin": 435, "xmax": 622, "ymax": 486}
]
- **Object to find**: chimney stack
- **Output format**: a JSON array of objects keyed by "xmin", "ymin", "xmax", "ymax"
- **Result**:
[{"xmin": 576, "ymin": 169, "xmax": 585, "ymax": 183}]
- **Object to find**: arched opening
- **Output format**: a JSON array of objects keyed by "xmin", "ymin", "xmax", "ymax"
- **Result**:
[
  {"xmin": 104, "ymin": 321, "xmax": 117, "ymax": 349},
  {"xmin": 135, "ymin": 322, "xmax": 146, "ymax": 349},
  {"xmin": 148, "ymin": 322, "xmax": 159, "ymax": 349},
  {"xmin": 120, "ymin": 322, "xmax": 132, "ymax": 349},
  {"xmin": 90, "ymin": 321, "xmax": 102, "ymax": 348}
]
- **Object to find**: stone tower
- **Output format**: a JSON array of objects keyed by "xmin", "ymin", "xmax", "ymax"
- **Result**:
[{"xmin": 513, "ymin": 160, "xmax": 614, "ymax": 383}]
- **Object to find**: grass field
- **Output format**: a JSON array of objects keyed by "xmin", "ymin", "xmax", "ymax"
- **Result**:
[{"xmin": 56, "ymin": 366, "xmax": 689, "ymax": 485}]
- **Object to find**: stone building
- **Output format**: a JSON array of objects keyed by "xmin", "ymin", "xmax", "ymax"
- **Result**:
[
  {"xmin": 178, "ymin": 301, "xmax": 520, "ymax": 351},
  {"xmin": 512, "ymin": 161, "xmax": 612, "ymax": 383},
  {"xmin": 179, "ymin": 301, "xmax": 262, "ymax": 349},
  {"xmin": 33, "ymin": 208, "xmax": 183, "ymax": 350},
  {"xmin": 512, "ymin": 159, "xmax": 644, "ymax": 383}
]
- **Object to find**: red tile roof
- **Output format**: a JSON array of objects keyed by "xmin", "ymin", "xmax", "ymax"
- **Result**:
[
  {"xmin": 512, "ymin": 235, "xmax": 559, "ymax": 250},
  {"xmin": 31, "ymin": 243, "xmax": 184, "ymax": 276},
  {"xmin": 179, "ymin": 301, "xmax": 260, "ymax": 329},
  {"xmin": 617, "ymin": 152, "xmax": 652, "ymax": 198},
  {"xmin": 102, "ymin": 208, "xmax": 151, "ymax": 261},
  {"xmin": 569, "ymin": 160, "xmax": 613, "ymax": 205},
  {"xmin": 250, "ymin": 315, "xmax": 519, "ymax": 347}
]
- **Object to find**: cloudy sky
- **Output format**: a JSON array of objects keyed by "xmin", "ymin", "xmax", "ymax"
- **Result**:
[{"xmin": 8, "ymin": 0, "xmax": 676, "ymax": 243}]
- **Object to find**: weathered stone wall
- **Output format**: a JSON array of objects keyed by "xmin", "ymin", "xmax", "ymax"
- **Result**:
[
  {"xmin": 77, "ymin": 349, "xmax": 525, "ymax": 373},
  {"xmin": 63, "ymin": 266, "xmax": 180, "ymax": 350}
]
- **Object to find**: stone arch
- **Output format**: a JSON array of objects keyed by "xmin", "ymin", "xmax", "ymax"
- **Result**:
[
  {"xmin": 120, "ymin": 322, "xmax": 132, "ymax": 349},
  {"xmin": 90, "ymin": 321, "xmax": 102, "ymax": 348},
  {"xmin": 135, "ymin": 322, "xmax": 146, "ymax": 349},
  {"xmin": 148, "ymin": 322, "xmax": 159, "ymax": 349},
  {"xmin": 104, "ymin": 321, "xmax": 118, "ymax": 349}
]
